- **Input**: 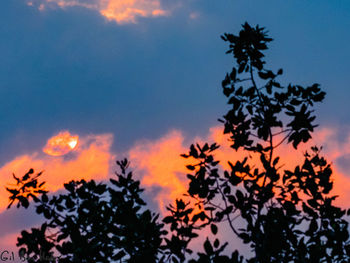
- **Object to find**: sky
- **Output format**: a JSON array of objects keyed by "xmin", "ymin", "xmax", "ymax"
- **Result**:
[{"xmin": 0, "ymin": 0, "xmax": 350, "ymax": 260}]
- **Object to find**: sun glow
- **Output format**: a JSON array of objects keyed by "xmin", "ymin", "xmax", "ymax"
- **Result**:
[
  {"xmin": 68, "ymin": 139, "xmax": 78, "ymax": 149},
  {"xmin": 43, "ymin": 131, "xmax": 79, "ymax": 156}
]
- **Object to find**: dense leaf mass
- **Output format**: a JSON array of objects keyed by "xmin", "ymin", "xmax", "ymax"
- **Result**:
[{"xmin": 8, "ymin": 160, "xmax": 165, "ymax": 263}]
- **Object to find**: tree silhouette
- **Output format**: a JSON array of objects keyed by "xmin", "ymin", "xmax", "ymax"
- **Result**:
[
  {"xmin": 7, "ymin": 160, "xmax": 164, "ymax": 262},
  {"xmin": 7, "ymin": 22, "xmax": 350, "ymax": 262},
  {"xmin": 164, "ymin": 22, "xmax": 350, "ymax": 263}
]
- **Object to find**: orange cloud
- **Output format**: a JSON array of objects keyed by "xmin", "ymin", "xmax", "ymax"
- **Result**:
[
  {"xmin": 310, "ymin": 127, "xmax": 350, "ymax": 207},
  {"xmin": 128, "ymin": 126, "xmax": 350, "ymax": 214},
  {"xmin": 26, "ymin": 0, "xmax": 169, "ymax": 24},
  {"xmin": 100, "ymin": 0, "xmax": 169, "ymax": 24},
  {"xmin": 129, "ymin": 131, "xmax": 192, "ymax": 213},
  {"xmin": 43, "ymin": 131, "xmax": 79, "ymax": 156},
  {"xmin": 1, "ymin": 125, "xmax": 349, "ymax": 216},
  {"xmin": 0, "ymin": 132, "xmax": 114, "ymax": 212},
  {"xmin": 0, "ymin": 126, "xmax": 349, "ymax": 253},
  {"xmin": 211, "ymin": 126, "xmax": 350, "ymax": 208}
]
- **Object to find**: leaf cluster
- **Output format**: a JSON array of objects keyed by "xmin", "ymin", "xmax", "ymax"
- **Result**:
[
  {"xmin": 178, "ymin": 22, "xmax": 350, "ymax": 262},
  {"xmin": 7, "ymin": 160, "xmax": 165, "ymax": 263}
]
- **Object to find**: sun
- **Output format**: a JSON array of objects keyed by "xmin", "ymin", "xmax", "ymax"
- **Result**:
[{"xmin": 43, "ymin": 131, "xmax": 79, "ymax": 156}]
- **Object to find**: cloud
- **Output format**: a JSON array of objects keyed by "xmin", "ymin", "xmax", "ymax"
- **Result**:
[
  {"xmin": 100, "ymin": 0, "xmax": 169, "ymax": 23},
  {"xmin": 1, "ymin": 126, "xmax": 349, "ymax": 215},
  {"xmin": 0, "ymin": 132, "xmax": 114, "ymax": 212},
  {"xmin": 43, "ymin": 130, "xmax": 79, "ymax": 156},
  {"xmin": 0, "ymin": 126, "xmax": 349, "ymax": 254},
  {"xmin": 126, "ymin": 126, "xmax": 350, "ymax": 256},
  {"xmin": 128, "ymin": 127, "xmax": 251, "ymax": 214},
  {"xmin": 25, "ymin": 0, "xmax": 170, "ymax": 23},
  {"xmin": 128, "ymin": 125, "xmax": 350, "ymax": 213},
  {"xmin": 129, "ymin": 130, "xmax": 192, "ymax": 213},
  {"xmin": 311, "ymin": 127, "xmax": 350, "ymax": 207}
]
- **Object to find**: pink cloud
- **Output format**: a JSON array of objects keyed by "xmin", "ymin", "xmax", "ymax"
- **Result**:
[{"xmin": 26, "ymin": 0, "xmax": 170, "ymax": 24}]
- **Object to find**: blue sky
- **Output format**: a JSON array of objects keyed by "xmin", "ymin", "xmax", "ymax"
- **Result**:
[
  {"xmin": 0, "ymin": 0, "xmax": 350, "ymax": 258},
  {"xmin": 1, "ymin": 0, "xmax": 349, "ymax": 163}
]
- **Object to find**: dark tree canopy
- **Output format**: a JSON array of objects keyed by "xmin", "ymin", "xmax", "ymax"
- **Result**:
[
  {"xmin": 6, "ymin": 23, "xmax": 350, "ymax": 263},
  {"xmin": 7, "ymin": 160, "xmax": 164, "ymax": 262}
]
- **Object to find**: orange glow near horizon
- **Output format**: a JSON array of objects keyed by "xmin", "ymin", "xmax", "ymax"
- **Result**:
[
  {"xmin": 129, "ymin": 126, "xmax": 350, "ymax": 213},
  {"xmin": 129, "ymin": 131, "xmax": 192, "ymax": 213},
  {"xmin": 0, "ymin": 126, "xmax": 349, "ymax": 215},
  {"xmin": 43, "ymin": 131, "xmax": 79, "ymax": 156},
  {"xmin": 1, "ymin": 127, "xmax": 348, "ymax": 253},
  {"xmin": 0, "ymin": 133, "xmax": 114, "ymax": 212},
  {"xmin": 0, "ymin": 126, "xmax": 349, "ymax": 254}
]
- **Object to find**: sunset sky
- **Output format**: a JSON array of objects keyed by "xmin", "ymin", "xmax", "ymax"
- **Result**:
[{"xmin": 1, "ymin": 0, "xmax": 350, "ymax": 258}]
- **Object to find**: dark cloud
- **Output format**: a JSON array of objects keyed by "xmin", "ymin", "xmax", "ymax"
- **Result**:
[{"xmin": 0, "ymin": 0, "xmax": 349, "ymax": 164}]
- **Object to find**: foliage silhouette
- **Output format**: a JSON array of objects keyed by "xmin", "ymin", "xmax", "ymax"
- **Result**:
[
  {"xmin": 7, "ymin": 22, "xmax": 350, "ymax": 262},
  {"xmin": 7, "ymin": 160, "xmax": 164, "ymax": 262}
]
